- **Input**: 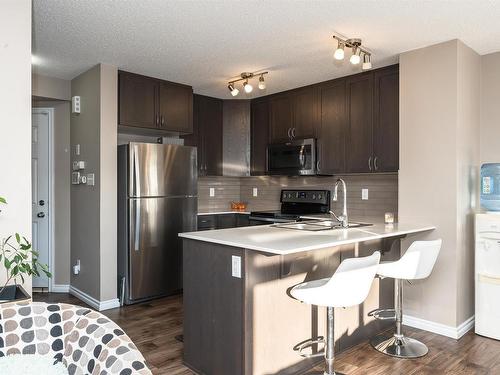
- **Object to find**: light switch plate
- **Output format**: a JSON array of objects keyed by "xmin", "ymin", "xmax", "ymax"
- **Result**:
[
  {"xmin": 252, "ymin": 187, "xmax": 258, "ymax": 197},
  {"xmin": 362, "ymin": 189, "xmax": 369, "ymax": 200},
  {"xmin": 232, "ymin": 255, "xmax": 241, "ymax": 278},
  {"xmin": 209, "ymin": 187, "xmax": 215, "ymax": 197}
]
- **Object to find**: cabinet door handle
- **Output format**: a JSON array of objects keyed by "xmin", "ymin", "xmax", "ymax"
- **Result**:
[
  {"xmin": 161, "ymin": 116, "xmax": 165, "ymax": 127},
  {"xmin": 156, "ymin": 114, "xmax": 159, "ymax": 127},
  {"xmin": 287, "ymin": 128, "xmax": 292, "ymax": 139},
  {"xmin": 374, "ymin": 156, "xmax": 378, "ymax": 171},
  {"xmin": 368, "ymin": 156, "xmax": 373, "ymax": 171},
  {"xmin": 292, "ymin": 128, "xmax": 296, "ymax": 138}
]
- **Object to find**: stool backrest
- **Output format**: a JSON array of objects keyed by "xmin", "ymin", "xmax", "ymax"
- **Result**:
[
  {"xmin": 326, "ymin": 251, "xmax": 380, "ymax": 307},
  {"xmin": 400, "ymin": 239, "xmax": 442, "ymax": 279}
]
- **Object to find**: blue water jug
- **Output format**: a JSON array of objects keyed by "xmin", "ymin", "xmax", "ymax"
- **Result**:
[{"xmin": 481, "ymin": 163, "xmax": 500, "ymax": 211}]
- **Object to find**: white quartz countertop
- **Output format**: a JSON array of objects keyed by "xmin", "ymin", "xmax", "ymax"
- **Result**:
[{"xmin": 179, "ymin": 222, "xmax": 435, "ymax": 255}]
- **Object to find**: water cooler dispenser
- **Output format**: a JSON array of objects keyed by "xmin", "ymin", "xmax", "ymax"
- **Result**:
[{"xmin": 475, "ymin": 164, "xmax": 500, "ymax": 340}]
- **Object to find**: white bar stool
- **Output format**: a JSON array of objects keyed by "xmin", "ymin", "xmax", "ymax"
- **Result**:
[
  {"xmin": 370, "ymin": 239, "xmax": 442, "ymax": 358},
  {"xmin": 290, "ymin": 251, "xmax": 381, "ymax": 375}
]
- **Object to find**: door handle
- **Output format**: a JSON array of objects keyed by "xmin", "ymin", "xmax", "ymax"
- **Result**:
[
  {"xmin": 161, "ymin": 116, "xmax": 165, "ymax": 127},
  {"xmin": 133, "ymin": 200, "xmax": 141, "ymax": 252},
  {"xmin": 37, "ymin": 212, "xmax": 45, "ymax": 218},
  {"xmin": 156, "ymin": 114, "xmax": 159, "ymax": 127},
  {"xmin": 39, "ymin": 200, "xmax": 45, "ymax": 206},
  {"xmin": 316, "ymin": 160, "xmax": 321, "ymax": 172},
  {"xmin": 287, "ymin": 128, "xmax": 292, "ymax": 139},
  {"xmin": 374, "ymin": 156, "xmax": 379, "ymax": 171},
  {"xmin": 368, "ymin": 156, "xmax": 373, "ymax": 171},
  {"xmin": 292, "ymin": 128, "xmax": 296, "ymax": 138}
]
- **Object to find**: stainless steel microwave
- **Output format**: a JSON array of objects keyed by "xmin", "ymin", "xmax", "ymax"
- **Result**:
[{"xmin": 267, "ymin": 138, "xmax": 316, "ymax": 176}]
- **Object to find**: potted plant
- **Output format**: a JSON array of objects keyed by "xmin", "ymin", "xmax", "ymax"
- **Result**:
[{"xmin": 0, "ymin": 197, "xmax": 52, "ymax": 303}]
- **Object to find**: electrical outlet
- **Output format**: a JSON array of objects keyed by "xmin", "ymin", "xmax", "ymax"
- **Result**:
[
  {"xmin": 362, "ymin": 189, "xmax": 369, "ymax": 200},
  {"xmin": 232, "ymin": 255, "xmax": 241, "ymax": 278},
  {"xmin": 209, "ymin": 187, "xmax": 215, "ymax": 197},
  {"xmin": 74, "ymin": 144, "xmax": 80, "ymax": 156},
  {"xmin": 252, "ymin": 187, "xmax": 258, "ymax": 197},
  {"xmin": 73, "ymin": 259, "xmax": 81, "ymax": 275}
]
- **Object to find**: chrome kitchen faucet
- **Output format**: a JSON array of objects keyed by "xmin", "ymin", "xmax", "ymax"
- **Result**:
[{"xmin": 329, "ymin": 178, "xmax": 349, "ymax": 228}]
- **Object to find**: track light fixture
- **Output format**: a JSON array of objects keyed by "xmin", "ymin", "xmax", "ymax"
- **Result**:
[
  {"xmin": 227, "ymin": 71, "xmax": 268, "ymax": 97},
  {"xmin": 362, "ymin": 54, "xmax": 372, "ymax": 70},
  {"xmin": 227, "ymin": 83, "xmax": 239, "ymax": 97},
  {"xmin": 258, "ymin": 74, "xmax": 266, "ymax": 90},
  {"xmin": 332, "ymin": 35, "xmax": 372, "ymax": 70}
]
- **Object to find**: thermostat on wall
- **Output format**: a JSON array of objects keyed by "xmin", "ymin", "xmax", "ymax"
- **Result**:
[{"xmin": 72, "ymin": 96, "xmax": 81, "ymax": 114}]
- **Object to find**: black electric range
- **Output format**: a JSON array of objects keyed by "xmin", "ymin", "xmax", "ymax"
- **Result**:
[{"xmin": 249, "ymin": 189, "xmax": 331, "ymax": 225}]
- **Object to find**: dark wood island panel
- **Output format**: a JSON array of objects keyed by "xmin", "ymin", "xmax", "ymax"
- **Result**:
[{"xmin": 183, "ymin": 238, "xmax": 401, "ymax": 375}]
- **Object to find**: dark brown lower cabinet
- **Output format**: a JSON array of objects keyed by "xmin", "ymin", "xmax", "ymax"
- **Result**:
[{"xmin": 183, "ymin": 238, "xmax": 399, "ymax": 375}]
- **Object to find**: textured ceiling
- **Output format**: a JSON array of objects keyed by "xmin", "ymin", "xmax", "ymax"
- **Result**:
[{"xmin": 32, "ymin": 0, "xmax": 500, "ymax": 99}]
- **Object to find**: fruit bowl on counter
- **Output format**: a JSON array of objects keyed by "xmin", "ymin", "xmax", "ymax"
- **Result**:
[{"xmin": 230, "ymin": 201, "xmax": 248, "ymax": 211}]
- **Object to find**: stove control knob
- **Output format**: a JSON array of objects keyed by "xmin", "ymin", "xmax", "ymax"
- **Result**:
[
  {"xmin": 318, "ymin": 194, "xmax": 323, "ymax": 199},
  {"xmin": 312, "ymin": 194, "xmax": 316, "ymax": 200}
]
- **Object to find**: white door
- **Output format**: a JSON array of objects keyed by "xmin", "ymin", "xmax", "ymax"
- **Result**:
[{"xmin": 32, "ymin": 109, "xmax": 51, "ymax": 288}]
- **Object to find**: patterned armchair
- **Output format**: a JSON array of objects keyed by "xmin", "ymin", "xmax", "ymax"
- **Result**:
[{"xmin": 0, "ymin": 301, "xmax": 152, "ymax": 375}]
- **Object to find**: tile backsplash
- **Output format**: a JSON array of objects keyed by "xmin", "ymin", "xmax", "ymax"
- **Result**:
[{"xmin": 199, "ymin": 173, "xmax": 398, "ymax": 222}]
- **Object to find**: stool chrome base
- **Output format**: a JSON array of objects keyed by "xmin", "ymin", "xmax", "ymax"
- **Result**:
[
  {"xmin": 303, "ymin": 371, "xmax": 346, "ymax": 375},
  {"xmin": 370, "ymin": 333, "xmax": 428, "ymax": 358}
]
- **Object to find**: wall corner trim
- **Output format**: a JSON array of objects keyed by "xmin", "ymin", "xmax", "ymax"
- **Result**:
[
  {"xmin": 403, "ymin": 314, "xmax": 475, "ymax": 340},
  {"xmin": 69, "ymin": 285, "xmax": 120, "ymax": 311},
  {"xmin": 51, "ymin": 284, "xmax": 70, "ymax": 293}
]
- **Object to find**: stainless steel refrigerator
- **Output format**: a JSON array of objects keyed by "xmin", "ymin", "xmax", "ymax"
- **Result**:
[{"xmin": 118, "ymin": 142, "xmax": 197, "ymax": 305}]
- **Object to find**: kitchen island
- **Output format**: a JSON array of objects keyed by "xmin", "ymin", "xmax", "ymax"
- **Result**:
[{"xmin": 179, "ymin": 222, "xmax": 434, "ymax": 375}]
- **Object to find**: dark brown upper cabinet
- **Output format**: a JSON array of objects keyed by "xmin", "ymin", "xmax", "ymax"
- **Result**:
[
  {"xmin": 118, "ymin": 72, "xmax": 158, "ymax": 129},
  {"xmin": 250, "ymin": 99, "xmax": 269, "ymax": 176},
  {"xmin": 373, "ymin": 67, "xmax": 399, "ymax": 172},
  {"xmin": 118, "ymin": 71, "xmax": 193, "ymax": 134},
  {"xmin": 269, "ymin": 94, "xmax": 292, "ymax": 142},
  {"xmin": 318, "ymin": 79, "xmax": 346, "ymax": 175},
  {"xmin": 269, "ymin": 87, "xmax": 319, "ymax": 143},
  {"xmin": 345, "ymin": 72, "xmax": 374, "ymax": 173},
  {"xmin": 182, "ymin": 94, "xmax": 223, "ymax": 176}
]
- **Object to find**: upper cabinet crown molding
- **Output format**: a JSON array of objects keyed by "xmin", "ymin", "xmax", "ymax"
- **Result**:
[{"xmin": 118, "ymin": 70, "xmax": 193, "ymax": 134}]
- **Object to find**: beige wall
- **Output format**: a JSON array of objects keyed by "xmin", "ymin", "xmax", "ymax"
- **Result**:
[
  {"xmin": 32, "ymin": 100, "xmax": 71, "ymax": 286},
  {"xmin": 32, "ymin": 73, "xmax": 71, "ymax": 101},
  {"xmin": 70, "ymin": 64, "xmax": 118, "ymax": 305},
  {"xmin": 399, "ymin": 40, "xmax": 480, "ymax": 328},
  {"xmin": 480, "ymin": 52, "xmax": 500, "ymax": 164},
  {"xmin": 0, "ymin": 0, "xmax": 32, "ymax": 293}
]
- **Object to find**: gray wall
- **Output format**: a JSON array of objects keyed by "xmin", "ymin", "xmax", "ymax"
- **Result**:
[
  {"xmin": 32, "ymin": 73, "xmax": 71, "ymax": 101},
  {"xmin": 70, "ymin": 65, "xmax": 102, "ymax": 299},
  {"xmin": 32, "ymin": 100, "xmax": 71, "ymax": 286}
]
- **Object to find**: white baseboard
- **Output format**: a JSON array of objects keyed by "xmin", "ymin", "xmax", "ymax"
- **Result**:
[
  {"xmin": 69, "ymin": 285, "xmax": 120, "ymax": 311},
  {"xmin": 403, "ymin": 314, "xmax": 475, "ymax": 339},
  {"xmin": 51, "ymin": 284, "xmax": 70, "ymax": 293}
]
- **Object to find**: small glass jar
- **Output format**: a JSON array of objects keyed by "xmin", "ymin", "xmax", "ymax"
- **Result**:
[{"xmin": 384, "ymin": 212, "xmax": 395, "ymax": 224}]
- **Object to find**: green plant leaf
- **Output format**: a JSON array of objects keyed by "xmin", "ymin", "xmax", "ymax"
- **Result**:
[
  {"xmin": 4, "ymin": 258, "xmax": 11, "ymax": 269},
  {"xmin": 15, "ymin": 233, "xmax": 20, "ymax": 243},
  {"xmin": 0, "ymin": 197, "xmax": 6, "ymax": 204}
]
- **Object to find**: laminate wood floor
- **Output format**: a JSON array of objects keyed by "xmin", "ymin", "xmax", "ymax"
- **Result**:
[{"xmin": 33, "ymin": 292, "xmax": 500, "ymax": 375}]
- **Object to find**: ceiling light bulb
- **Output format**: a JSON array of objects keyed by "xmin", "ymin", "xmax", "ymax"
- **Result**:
[
  {"xmin": 244, "ymin": 80, "xmax": 253, "ymax": 93},
  {"xmin": 228, "ymin": 83, "xmax": 239, "ymax": 96},
  {"xmin": 362, "ymin": 54, "xmax": 372, "ymax": 70},
  {"xmin": 334, "ymin": 42, "xmax": 345, "ymax": 60},
  {"xmin": 350, "ymin": 48, "xmax": 361, "ymax": 65},
  {"xmin": 258, "ymin": 75, "xmax": 266, "ymax": 90}
]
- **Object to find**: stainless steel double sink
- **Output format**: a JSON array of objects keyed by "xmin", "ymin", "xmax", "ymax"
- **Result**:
[{"xmin": 271, "ymin": 220, "xmax": 372, "ymax": 232}]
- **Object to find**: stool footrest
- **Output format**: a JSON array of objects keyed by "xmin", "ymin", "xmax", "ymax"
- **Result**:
[
  {"xmin": 293, "ymin": 337, "xmax": 325, "ymax": 358},
  {"xmin": 368, "ymin": 308, "xmax": 396, "ymax": 321}
]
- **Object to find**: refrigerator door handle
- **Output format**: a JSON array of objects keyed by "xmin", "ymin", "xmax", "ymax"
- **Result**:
[
  {"xmin": 132, "ymin": 145, "xmax": 141, "ymax": 197},
  {"xmin": 133, "ymin": 200, "xmax": 141, "ymax": 251}
]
